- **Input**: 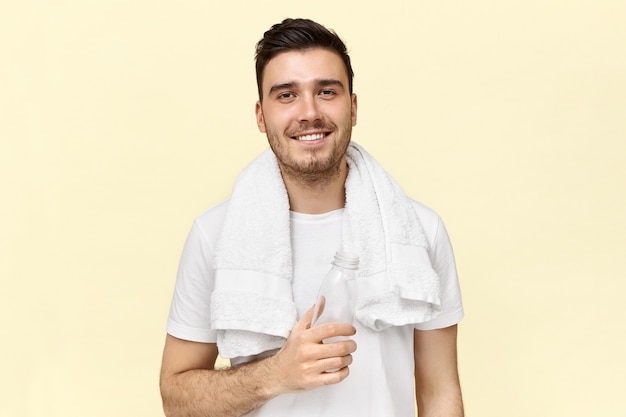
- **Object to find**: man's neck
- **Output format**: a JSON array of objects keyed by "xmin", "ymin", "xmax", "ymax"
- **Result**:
[{"xmin": 281, "ymin": 162, "xmax": 348, "ymax": 215}]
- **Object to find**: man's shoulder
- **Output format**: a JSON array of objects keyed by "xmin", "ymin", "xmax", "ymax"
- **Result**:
[
  {"xmin": 407, "ymin": 198, "xmax": 443, "ymax": 245},
  {"xmin": 197, "ymin": 199, "xmax": 230, "ymax": 220},
  {"xmin": 191, "ymin": 199, "xmax": 231, "ymax": 239},
  {"xmin": 408, "ymin": 198, "xmax": 439, "ymax": 223}
]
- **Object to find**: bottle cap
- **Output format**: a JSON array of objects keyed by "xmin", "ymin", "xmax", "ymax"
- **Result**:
[{"xmin": 333, "ymin": 251, "xmax": 359, "ymax": 269}]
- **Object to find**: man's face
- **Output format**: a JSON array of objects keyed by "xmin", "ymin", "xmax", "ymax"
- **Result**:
[{"xmin": 255, "ymin": 48, "xmax": 357, "ymax": 184}]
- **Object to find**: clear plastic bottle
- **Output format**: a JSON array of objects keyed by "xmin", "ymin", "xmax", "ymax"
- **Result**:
[{"xmin": 311, "ymin": 251, "xmax": 359, "ymax": 344}]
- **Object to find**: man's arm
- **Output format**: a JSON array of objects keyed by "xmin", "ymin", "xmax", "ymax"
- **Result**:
[
  {"xmin": 160, "ymin": 307, "xmax": 357, "ymax": 417},
  {"xmin": 414, "ymin": 325, "xmax": 464, "ymax": 417}
]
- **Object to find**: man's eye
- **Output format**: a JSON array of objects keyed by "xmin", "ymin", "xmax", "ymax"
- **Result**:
[
  {"xmin": 319, "ymin": 89, "xmax": 336, "ymax": 96},
  {"xmin": 278, "ymin": 92, "xmax": 294, "ymax": 100}
]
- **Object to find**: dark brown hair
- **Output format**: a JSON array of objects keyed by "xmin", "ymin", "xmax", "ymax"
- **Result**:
[{"xmin": 255, "ymin": 18, "xmax": 354, "ymax": 101}]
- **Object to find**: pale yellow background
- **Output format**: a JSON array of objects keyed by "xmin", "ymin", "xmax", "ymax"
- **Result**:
[{"xmin": 1, "ymin": 1, "xmax": 625, "ymax": 416}]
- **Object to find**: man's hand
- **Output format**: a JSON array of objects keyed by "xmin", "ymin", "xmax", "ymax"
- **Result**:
[{"xmin": 264, "ymin": 305, "xmax": 357, "ymax": 395}]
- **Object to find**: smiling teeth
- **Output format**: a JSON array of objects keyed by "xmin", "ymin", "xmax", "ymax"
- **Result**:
[{"xmin": 298, "ymin": 133, "xmax": 325, "ymax": 141}]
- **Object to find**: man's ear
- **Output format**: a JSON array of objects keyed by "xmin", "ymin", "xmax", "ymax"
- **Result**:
[
  {"xmin": 255, "ymin": 101, "xmax": 266, "ymax": 133},
  {"xmin": 351, "ymin": 93, "xmax": 358, "ymax": 126}
]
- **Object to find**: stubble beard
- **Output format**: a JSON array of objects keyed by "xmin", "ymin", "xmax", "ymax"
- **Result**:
[{"xmin": 267, "ymin": 120, "xmax": 352, "ymax": 188}]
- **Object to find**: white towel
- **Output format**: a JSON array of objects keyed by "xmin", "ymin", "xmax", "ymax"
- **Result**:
[{"xmin": 210, "ymin": 142, "xmax": 441, "ymax": 359}]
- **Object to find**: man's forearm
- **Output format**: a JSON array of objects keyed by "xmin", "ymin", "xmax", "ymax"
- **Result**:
[
  {"xmin": 161, "ymin": 358, "xmax": 278, "ymax": 417},
  {"xmin": 160, "ymin": 310, "xmax": 356, "ymax": 417},
  {"xmin": 417, "ymin": 393, "xmax": 464, "ymax": 417}
]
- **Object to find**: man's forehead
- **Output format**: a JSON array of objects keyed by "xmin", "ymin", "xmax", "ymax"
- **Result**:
[{"xmin": 262, "ymin": 48, "xmax": 348, "ymax": 88}]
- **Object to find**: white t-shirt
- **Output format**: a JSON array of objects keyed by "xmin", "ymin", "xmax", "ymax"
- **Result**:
[{"xmin": 167, "ymin": 199, "xmax": 464, "ymax": 417}]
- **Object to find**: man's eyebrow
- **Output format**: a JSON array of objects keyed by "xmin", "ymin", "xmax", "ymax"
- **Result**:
[
  {"xmin": 316, "ymin": 79, "xmax": 344, "ymax": 89},
  {"xmin": 268, "ymin": 82, "xmax": 297, "ymax": 96}
]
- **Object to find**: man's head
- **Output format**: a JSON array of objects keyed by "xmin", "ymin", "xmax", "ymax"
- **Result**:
[
  {"xmin": 253, "ymin": 20, "xmax": 358, "ymax": 189},
  {"xmin": 255, "ymin": 18, "xmax": 354, "ymax": 102}
]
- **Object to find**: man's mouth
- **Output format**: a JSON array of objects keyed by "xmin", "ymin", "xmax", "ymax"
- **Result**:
[{"xmin": 295, "ymin": 133, "xmax": 327, "ymax": 141}]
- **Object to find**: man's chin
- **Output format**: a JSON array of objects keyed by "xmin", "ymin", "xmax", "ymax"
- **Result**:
[{"xmin": 279, "ymin": 156, "xmax": 345, "ymax": 184}]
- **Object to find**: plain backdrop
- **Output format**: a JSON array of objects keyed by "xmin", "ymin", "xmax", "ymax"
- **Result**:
[{"xmin": 1, "ymin": 1, "xmax": 625, "ymax": 416}]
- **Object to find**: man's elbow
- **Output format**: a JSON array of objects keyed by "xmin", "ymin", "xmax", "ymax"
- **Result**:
[{"xmin": 159, "ymin": 375, "xmax": 179, "ymax": 417}]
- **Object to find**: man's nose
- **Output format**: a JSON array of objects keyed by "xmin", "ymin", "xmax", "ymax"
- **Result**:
[{"xmin": 297, "ymin": 94, "xmax": 322, "ymax": 122}]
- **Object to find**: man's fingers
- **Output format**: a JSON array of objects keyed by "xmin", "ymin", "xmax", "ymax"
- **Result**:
[
  {"xmin": 311, "ymin": 296, "xmax": 325, "ymax": 326},
  {"xmin": 308, "ymin": 321, "xmax": 356, "ymax": 342},
  {"xmin": 293, "ymin": 305, "xmax": 316, "ymax": 332}
]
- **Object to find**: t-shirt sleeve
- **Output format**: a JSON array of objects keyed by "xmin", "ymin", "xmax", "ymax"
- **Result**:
[
  {"xmin": 166, "ymin": 219, "xmax": 218, "ymax": 343},
  {"xmin": 414, "ymin": 212, "xmax": 464, "ymax": 331}
]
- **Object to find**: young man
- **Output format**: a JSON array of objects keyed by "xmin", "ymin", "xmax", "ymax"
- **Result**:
[{"xmin": 160, "ymin": 18, "xmax": 464, "ymax": 417}]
